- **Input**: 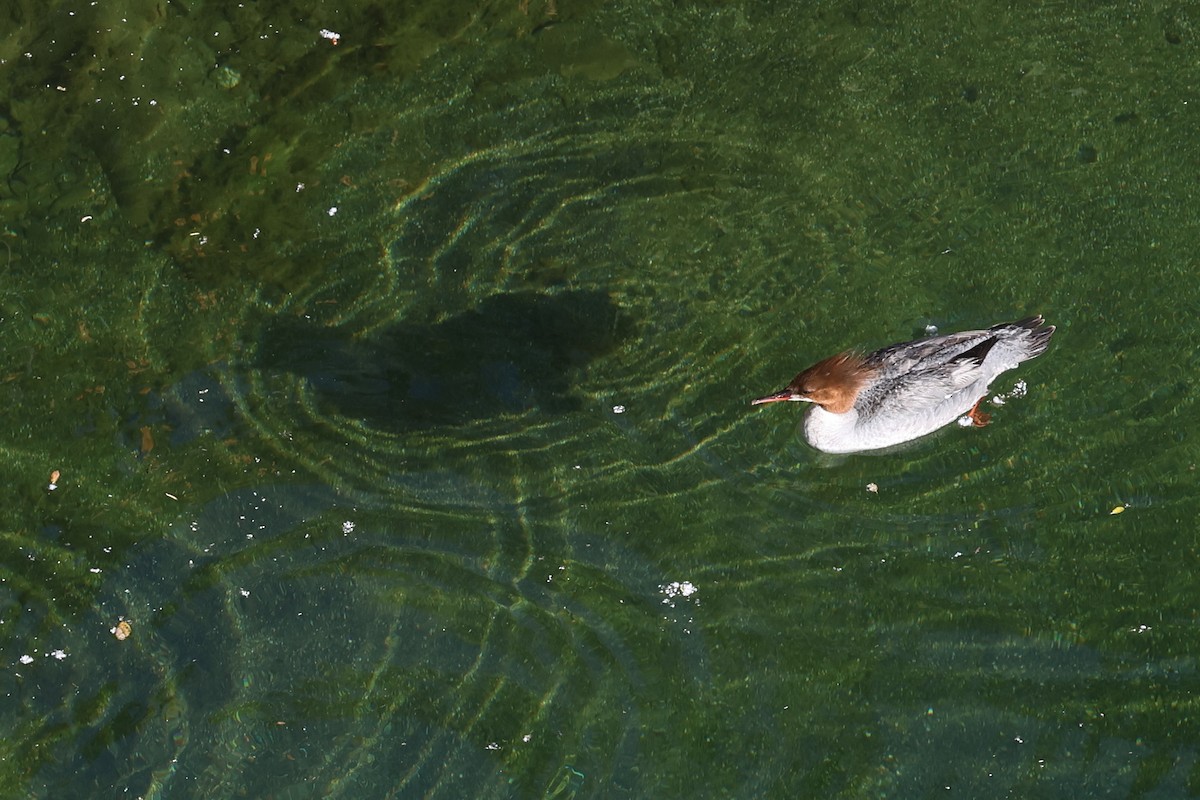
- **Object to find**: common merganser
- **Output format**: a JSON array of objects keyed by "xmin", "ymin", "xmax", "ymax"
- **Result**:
[{"xmin": 751, "ymin": 316, "xmax": 1055, "ymax": 454}]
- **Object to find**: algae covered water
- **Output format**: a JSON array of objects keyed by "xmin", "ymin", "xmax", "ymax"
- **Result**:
[{"xmin": 2, "ymin": 2, "xmax": 1199, "ymax": 797}]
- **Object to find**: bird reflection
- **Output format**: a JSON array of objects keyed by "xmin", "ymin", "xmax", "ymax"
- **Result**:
[{"xmin": 258, "ymin": 290, "xmax": 629, "ymax": 429}]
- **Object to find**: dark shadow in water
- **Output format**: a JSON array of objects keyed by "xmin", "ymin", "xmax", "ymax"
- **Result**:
[{"xmin": 257, "ymin": 290, "xmax": 631, "ymax": 430}]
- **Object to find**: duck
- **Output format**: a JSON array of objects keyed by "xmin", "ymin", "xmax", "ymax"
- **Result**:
[{"xmin": 751, "ymin": 316, "xmax": 1055, "ymax": 453}]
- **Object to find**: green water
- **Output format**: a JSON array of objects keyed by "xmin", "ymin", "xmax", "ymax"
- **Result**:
[{"xmin": 3, "ymin": 0, "xmax": 1199, "ymax": 797}]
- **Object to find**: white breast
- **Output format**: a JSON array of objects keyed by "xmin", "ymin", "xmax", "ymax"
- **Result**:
[{"xmin": 803, "ymin": 388, "xmax": 985, "ymax": 454}]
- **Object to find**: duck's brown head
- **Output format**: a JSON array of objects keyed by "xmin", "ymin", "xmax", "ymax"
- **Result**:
[{"xmin": 750, "ymin": 352, "xmax": 871, "ymax": 414}]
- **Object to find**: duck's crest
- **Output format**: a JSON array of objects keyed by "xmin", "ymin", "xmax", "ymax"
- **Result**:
[{"xmin": 788, "ymin": 351, "xmax": 873, "ymax": 414}]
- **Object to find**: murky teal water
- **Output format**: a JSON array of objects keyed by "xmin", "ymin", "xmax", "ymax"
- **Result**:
[{"xmin": 3, "ymin": 1, "xmax": 1200, "ymax": 797}]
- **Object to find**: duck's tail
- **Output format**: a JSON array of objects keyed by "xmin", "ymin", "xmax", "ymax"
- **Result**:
[{"xmin": 992, "ymin": 315, "xmax": 1056, "ymax": 360}]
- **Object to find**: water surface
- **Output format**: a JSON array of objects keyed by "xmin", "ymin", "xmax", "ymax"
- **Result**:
[{"xmin": 3, "ymin": 1, "xmax": 1199, "ymax": 797}]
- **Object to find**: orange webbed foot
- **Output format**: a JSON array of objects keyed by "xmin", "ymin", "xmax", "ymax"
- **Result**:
[{"xmin": 967, "ymin": 399, "xmax": 991, "ymax": 427}]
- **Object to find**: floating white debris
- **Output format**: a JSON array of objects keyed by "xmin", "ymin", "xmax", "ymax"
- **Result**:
[{"xmin": 660, "ymin": 581, "xmax": 698, "ymax": 605}]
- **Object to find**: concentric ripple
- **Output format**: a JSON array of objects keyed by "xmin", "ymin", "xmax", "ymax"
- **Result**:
[{"xmin": 32, "ymin": 474, "xmax": 715, "ymax": 798}]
